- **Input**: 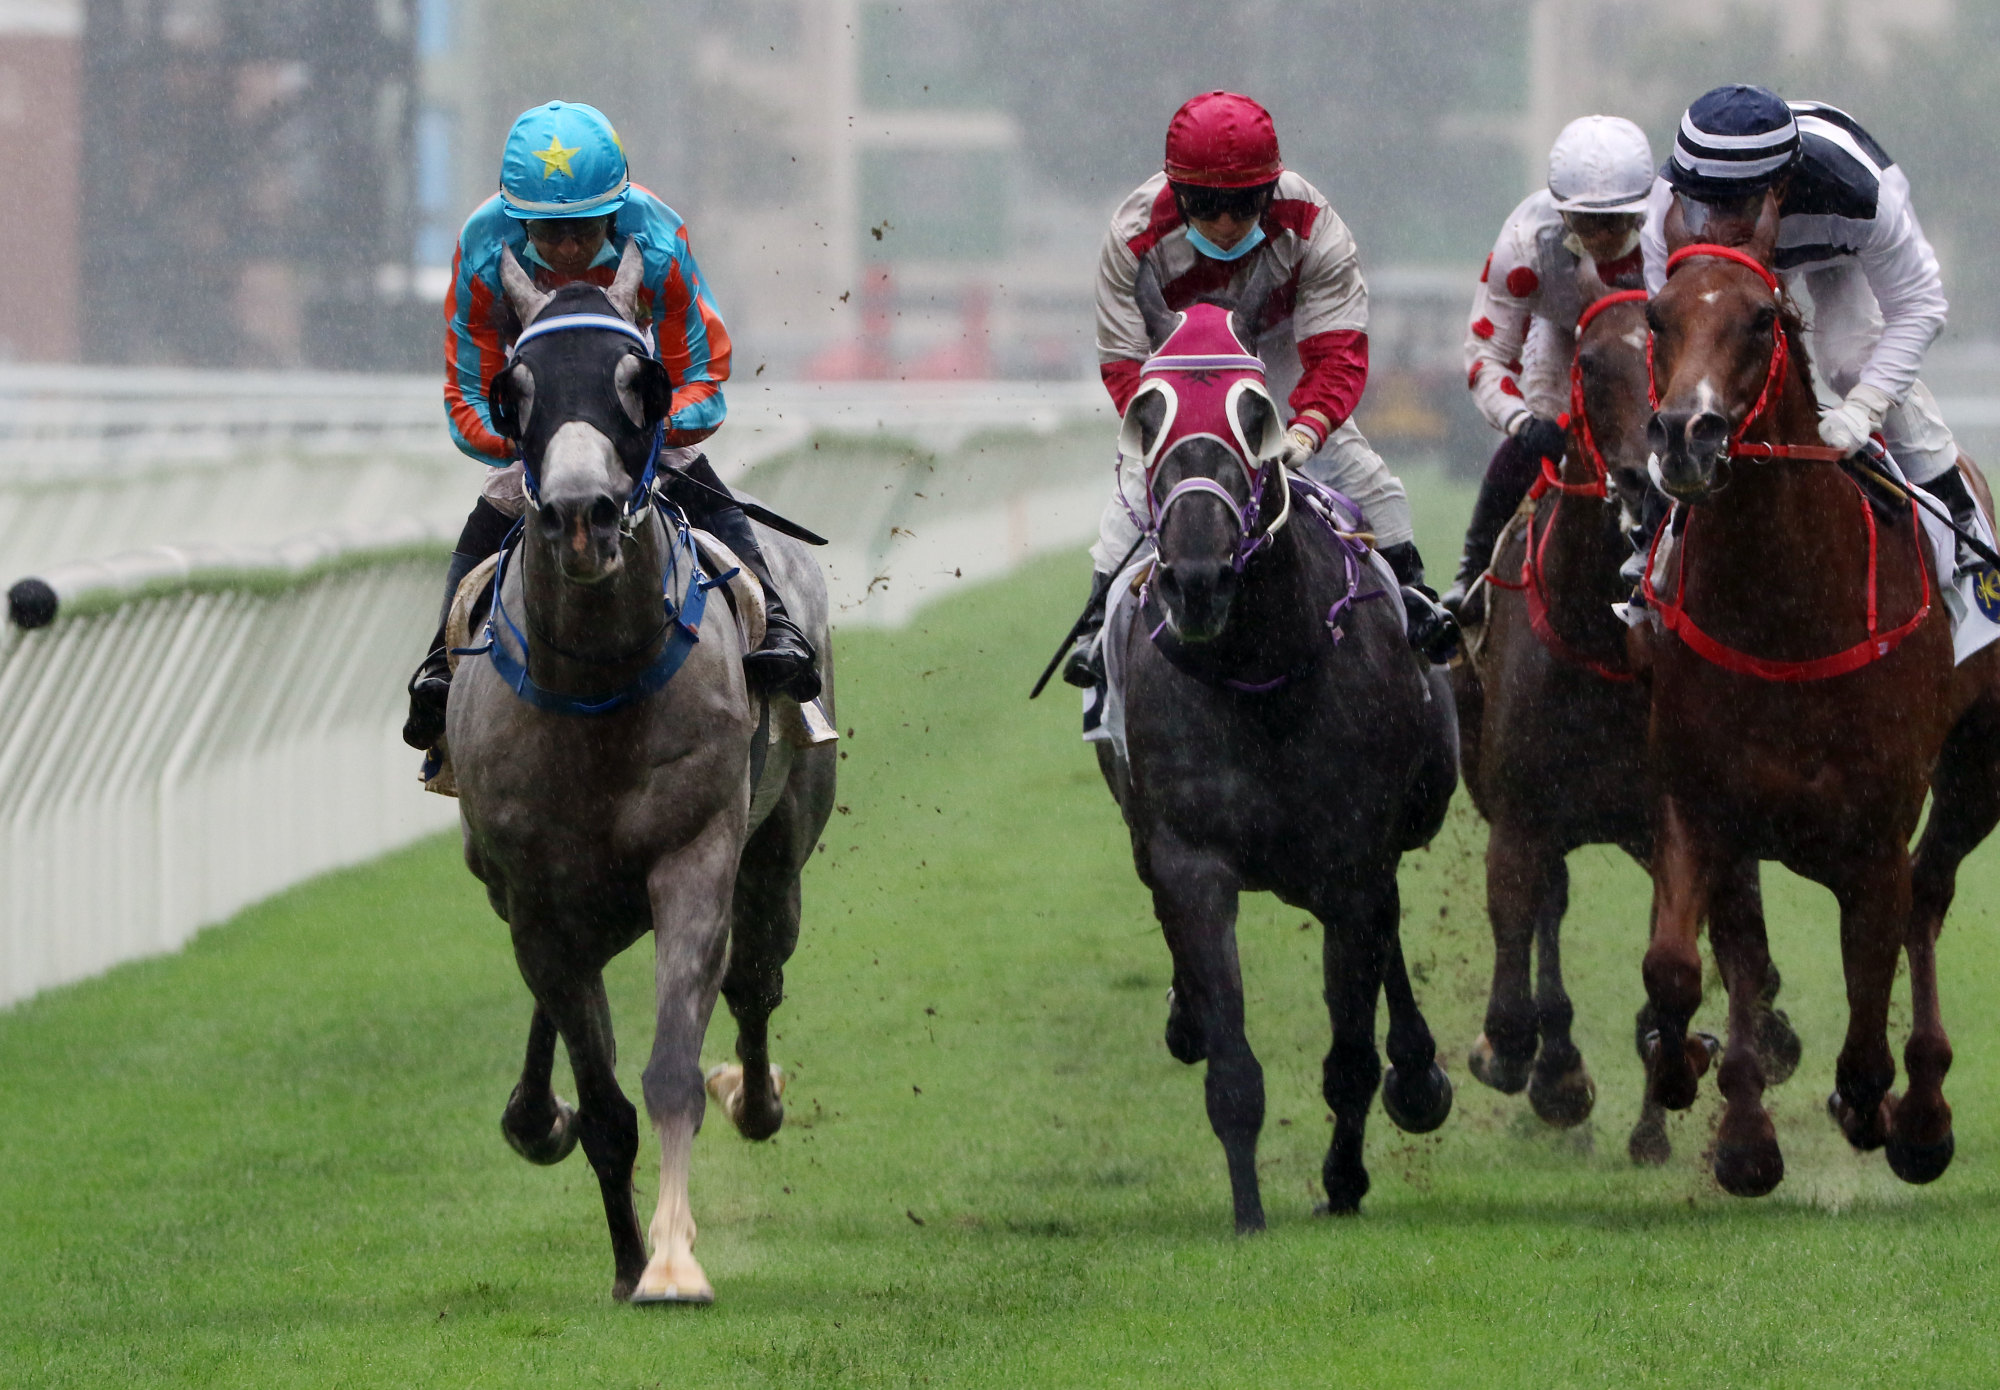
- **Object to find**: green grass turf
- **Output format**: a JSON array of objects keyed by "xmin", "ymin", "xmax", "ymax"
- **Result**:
[{"xmin": 4, "ymin": 463, "xmax": 1999, "ymax": 1386}]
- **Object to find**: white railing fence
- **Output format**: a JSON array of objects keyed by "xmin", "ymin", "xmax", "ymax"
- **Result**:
[{"xmin": 0, "ymin": 523, "xmax": 456, "ymax": 1008}]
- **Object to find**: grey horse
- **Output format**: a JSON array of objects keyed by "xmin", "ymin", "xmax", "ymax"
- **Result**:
[
  {"xmin": 1099, "ymin": 308, "xmax": 1458, "ymax": 1231},
  {"xmin": 447, "ymin": 243, "xmax": 835, "ymax": 1303}
]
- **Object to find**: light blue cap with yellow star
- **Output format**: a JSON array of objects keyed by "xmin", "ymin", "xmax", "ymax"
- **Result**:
[{"xmin": 499, "ymin": 100, "xmax": 630, "ymax": 220}]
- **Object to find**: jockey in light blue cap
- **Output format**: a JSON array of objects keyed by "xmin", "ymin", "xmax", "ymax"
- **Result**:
[
  {"xmin": 497, "ymin": 100, "xmax": 633, "ymax": 221},
  {"xmin": 401, "ymin": 99, "xmax": 821, "ymax": 755}
]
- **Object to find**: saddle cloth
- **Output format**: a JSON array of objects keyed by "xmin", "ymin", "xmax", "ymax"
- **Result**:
[
  {"xmin": 1633, "ymin": 456, "xmax": 2000, "ymax": 667},
  {"xmin": 423, "ymin": 528, "xmax": 831, "ymax": 799}
]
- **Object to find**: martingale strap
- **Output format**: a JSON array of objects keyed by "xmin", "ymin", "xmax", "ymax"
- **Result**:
[
  {"xmin": 469, "ymin": 516, "xmax": 726, "ymax": 716},
  {"xmin": 1643, "ymin": 477, "xmax": 1932, "ymax": 682}
]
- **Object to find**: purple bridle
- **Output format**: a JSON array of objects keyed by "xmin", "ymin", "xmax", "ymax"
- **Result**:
[{"xmin": 1137, "ymin": 456, "xmax": 1382, "ymax": 690}]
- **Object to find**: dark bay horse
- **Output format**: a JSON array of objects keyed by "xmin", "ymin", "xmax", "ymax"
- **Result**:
[
  {"xmin": 448, "ymin": 244, "xmax": 835, "ymax": 1299},
  {"xmin": 1102, "ymin": 305, "xmax": 1458, "ymax": 1231},
  {"xmin": 1641, "ymin": 204, "xmax": 2000, "ymax": 1196},
  {"xmin": 1454, "ymin": 284, "xmax": 1798, "ymax": 1162}
]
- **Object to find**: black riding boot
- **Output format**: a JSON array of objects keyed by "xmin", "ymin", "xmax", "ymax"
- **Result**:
[
  {"xmin": 1440, "ymin": 433, "xmax": 1542, "ymax": 624},
  {"xmin": 1920, "ymin": 464, "xmax": 1983, "ymax": 573},
  {"xmin": 403, "ymin": 496, "xmax": 517, "ymax": 751},
  {"xmin": 1379, "ymin": 540, "xmax": 1460, "ymax": 664},
  {"xmin": 1061, "ymin": 569, "xmax": 1116, "ymax": 689},
  {"xmin": 664, "ymin": 455, "xmax": 821, "ymax": 702}
]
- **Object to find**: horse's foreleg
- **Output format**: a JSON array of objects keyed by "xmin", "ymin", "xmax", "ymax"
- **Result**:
[
  {"xmin": 712, "ymin": 810, "xmax": 805, "ymax": 1141},
  {"xmin": 1469, "ymin": 823, "xmax": 1553, "ymax": 1096},
  {"xmin": 1379, "ymin": 905, "xmax": 1453, "ymax": 1135},
  {"xmin": 634, "ymin": 814, "xmax": 740, "ymax": 1304},
  {"xmin": 1149, "ymin": 832, "xmax": 1262, "ymax": 1234},
  {"xmin": 1712, "ymin": 862, "xmax": 1800, "ymax": 1087},
  {"xmin": 1527, "ymin": 852, "xmax": 1597, "ymax": 1128},
  {"xmin": 500, "ymin": 1004, "xmax": 579, "ymax": 1165},
  {"xmin": 1827, "ymin": 852, "xmax": 1909, "ymax": 1155},
  {"xmin": 1642, "ymin": 795, "xmax": 1715, "ymax": 1112},
  {"xmin": 529, "ymin": 969, "xmax": 646, "ymax": 1301},
  {"xmin": 1708, "ymin": 856, "xmax": 1783, "ymax": 1197},
  {"xmin": 1313, "ymin": 872, "xmax": 1392, "ymax": 1217}
]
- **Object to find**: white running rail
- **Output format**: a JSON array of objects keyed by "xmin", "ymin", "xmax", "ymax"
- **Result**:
[{"xmin": 0, "ymin": 521, "xmax": 457, "ymax": 1008}]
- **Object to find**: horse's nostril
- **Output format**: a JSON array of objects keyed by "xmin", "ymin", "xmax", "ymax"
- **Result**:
[
  {"xmin": 1646, "ymin": 415, "xmax": 1671, "ymax": 455},
  {"xmin": 589, "ymin": 497, "xmax": 619, "ymax": 530},
  {"xmin": 1687, "ymin": 411, "xmax": 1730, "ymax": 452}
]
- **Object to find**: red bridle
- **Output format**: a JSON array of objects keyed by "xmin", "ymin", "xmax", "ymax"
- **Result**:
[
  {"xmin": 1646, "ymin": 243, "xmax": 1845, "ymax": 465},
  {"xmin": 1483, "ymin": 290, "xmax": 1648, "ymax": 684},
  {"xmin": 1641, "ymin": 242, "xmax": 1931, "ymax": 681}
]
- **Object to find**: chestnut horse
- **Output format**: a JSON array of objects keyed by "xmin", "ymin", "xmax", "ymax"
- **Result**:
[
  {"xmin": 1640, "ymin": 200, "xmax": 2000, "ymax": 1196},
  {"xmin": 1455, "ymin": 284, "xmax": 1799, "ymax": 1163}
]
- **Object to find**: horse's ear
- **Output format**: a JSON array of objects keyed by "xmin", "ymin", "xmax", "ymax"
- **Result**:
[
  {"xmin": 1662, "ymin": 193, "xmax": 1691, "ymax": 254},
  {"xmin": 1748, "ymin": 189, "xmax": 1781, "ymax": 266},
  {"xmin": 614, "ymin": 353, "xmax": 673, "ymax": 428},
  {"xmin": 1119, "ymin": 381, "xmax": 1171, "ymax": 463},
  {"xmin": 488, "ymin": 361, "xmax": 533, "ymax": 440},
  {"xmin": 1233, "ymin": 384, "xmax": 1284, "ymax": 462},
  {"xmin": 499, "ymin": 245, "xmax": 552, "ymax": 326},
  {"xmin": 606, "ymin": 239, "xmax": 644, "ymax": 324}
]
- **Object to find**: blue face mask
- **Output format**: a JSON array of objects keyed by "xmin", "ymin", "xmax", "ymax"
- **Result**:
[{"xmin": 1184, "ymin": 222, "xmax": 1266, "ymax": 262}]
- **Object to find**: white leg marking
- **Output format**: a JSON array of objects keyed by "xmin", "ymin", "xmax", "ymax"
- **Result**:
[{"xmin": 632, "ymin": 1117, "xmax": 712, "ymax": 1304}]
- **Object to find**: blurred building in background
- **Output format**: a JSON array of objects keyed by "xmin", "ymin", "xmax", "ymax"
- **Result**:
[{"xmin": 0, "ymin": 0, "xmax": 1986, "ymax": 413}]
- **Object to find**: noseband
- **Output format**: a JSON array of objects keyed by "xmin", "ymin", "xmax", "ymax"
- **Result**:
[
  {"xmin": 1148, "ymin": 455, "xmax": 1295, "ymax": 572},
  {"xmin": 508, "ymin": 311, "xmax": 666, "ymax": 529}
]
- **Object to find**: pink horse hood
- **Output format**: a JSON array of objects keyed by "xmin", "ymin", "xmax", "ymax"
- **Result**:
[{"xmin": 1119, "ymin": 303, "xmax": 1288, "ymax": 479}]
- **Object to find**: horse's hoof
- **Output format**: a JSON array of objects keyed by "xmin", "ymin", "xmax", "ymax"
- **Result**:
[
  {"xmin": 501, "ymin": 1088, "xmax": 579, "ymax": 1166},
  {"xmin": 630, "ymin": 1248, "xmax": 715, "ymax": 1306},
  {"xmin": 1642, "ymin": 1031, "xmax": 1705, "ymax": 1111},
  {"xmin": 705, "ymin": 1063, "xmax": 786, "ymax": 1141},
  {"xmin": 1628, "ymin": 1115, "xmax": 1671, "ymax": 1167},
  {"xmin": 1318, "ymin": 1161, "xmax": 1370, "ymax": 1216},
  {"xmin": 1885, "ymin": 1131, "xmax": 1955, "ymax": 1185},
  {"xmin": 1382, "ymin": 1062, "xmax": 1453, "ymax": 1134},
  {"xmin": 1828, "ymin": 1089, "xmax": 1892, "ymax": 1152},
  {"xmin": 1468, "ymin": 1033, "xmax": 1531, "ymax": 1095},
  {"xmin": 1163, "ymin": 988, "xmax": 1206, "ymax": 1065},
  {"xmin": 1713, "ymin": 1138, "xmax": 1785, "ymax": 1198},
  {"xmin": 1753, "ymin": 1007, "xmax": 1803, "ymax": 1087},
  {"xmin": 1528, "ymin": 1058, "xmax": 1597, "ymax": 1129}
]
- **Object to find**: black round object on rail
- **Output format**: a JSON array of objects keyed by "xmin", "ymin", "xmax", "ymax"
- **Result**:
[{"xmin": 8, "ymin": 578, "xmax": 57, "ymax": 629}]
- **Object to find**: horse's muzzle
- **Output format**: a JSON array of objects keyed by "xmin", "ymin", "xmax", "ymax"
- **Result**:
[
  {"xmin": 539, "ymin": 494, "xmax": 626, "ymax": 583},
  {"xmin": 1648, "ymin": 407, "xmax": 1730, "ymax": 501},
  {"xmin": 1155, "ymin": 560, "xmax": 1237, "ymax": 643}
]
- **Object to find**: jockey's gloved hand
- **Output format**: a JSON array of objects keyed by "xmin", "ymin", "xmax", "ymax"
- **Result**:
[
  {"xmin": 1818, "ymin": 383, "xmax": 1893, "ymax": 456},
  {"xmin": 1276, "ymin": 424, "xmax": 1321, "ymax": 469},
  {"xmin": 1512, "ymin": 413, "xmax": 1568, "ymax": 467}
]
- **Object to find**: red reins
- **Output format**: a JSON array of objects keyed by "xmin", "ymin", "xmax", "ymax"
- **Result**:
[{"xmin": 1642, "ymin": 243, "xmax": 1931, "ymax": 681}]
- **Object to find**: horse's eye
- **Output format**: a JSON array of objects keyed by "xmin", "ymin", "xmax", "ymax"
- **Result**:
[{"xmin": 1751, "ymin": 305, "xmax": 1779, "ymax": 334}]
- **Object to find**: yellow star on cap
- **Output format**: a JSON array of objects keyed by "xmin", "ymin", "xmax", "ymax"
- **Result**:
[{"xmin": 533, "ymin": 134, "xmax": 582, "ymax": 179}]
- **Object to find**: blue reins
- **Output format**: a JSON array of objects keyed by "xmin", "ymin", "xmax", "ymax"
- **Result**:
[{"xmin": 461, "ymin": 513, "xmax": 732, "ymax": 717}]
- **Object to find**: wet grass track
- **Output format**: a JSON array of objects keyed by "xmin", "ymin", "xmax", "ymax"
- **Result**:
[{"xmin": 3, "ymin": 471, "xmax": 1998, "ymax": 1386}]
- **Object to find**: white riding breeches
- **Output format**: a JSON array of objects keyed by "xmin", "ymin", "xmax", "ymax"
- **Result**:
[{"xmin": 1089, "ymin": 418, "xmax": 1415, "ymax": 572}]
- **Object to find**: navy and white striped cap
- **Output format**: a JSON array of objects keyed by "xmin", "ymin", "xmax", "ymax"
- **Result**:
[{"xmin": 1665, "ymin": 84, "xmax": 1800, "ymax": 198}]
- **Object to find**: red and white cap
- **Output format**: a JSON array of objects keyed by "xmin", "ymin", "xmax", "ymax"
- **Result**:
[
  {"xmin": 1164, "ymin": 91, "xmax": 1284, "ymax": 188},
  {"xmin": 1120, "ymin": 303, "xmax": 1285, "ymax": 475}
]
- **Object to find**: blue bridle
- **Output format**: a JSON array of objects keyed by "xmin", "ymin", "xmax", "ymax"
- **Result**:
[
  {"xmin": 460, "ymin": 310, "xmax": 730, "ymax": 716},
  {"xmin": 507, "ymin": 311, "xmax": 666, "ymax": 524}
]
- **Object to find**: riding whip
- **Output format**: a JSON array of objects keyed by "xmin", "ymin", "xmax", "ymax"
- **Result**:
[
  {"xmin": 1028, "ymin": 535, "xmax": 1147, "ymax": 700},
  {"xmin": 1843, "ymin": 446, "xmax": 2000, "ymax": 572},
  {"xmin": 658, "ymin": 467, "xmax": 829, "ymax": 546}
]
